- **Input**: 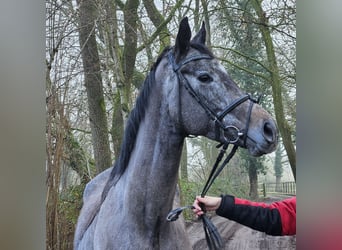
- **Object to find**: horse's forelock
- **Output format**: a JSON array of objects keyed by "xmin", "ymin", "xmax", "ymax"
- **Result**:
[{"xmin": 189, "ymin": 42, "xmax": 214, "ymax": 58}]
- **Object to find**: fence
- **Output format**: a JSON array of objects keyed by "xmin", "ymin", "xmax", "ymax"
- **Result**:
[{"xmin": 259, "ymin": 181, "xmax": 296, "ymax": 197}]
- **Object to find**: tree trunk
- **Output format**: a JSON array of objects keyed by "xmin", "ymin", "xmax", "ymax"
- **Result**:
[
  {"xmin": 248, "ymin": 164, "xmax": 259, "ymax": 200},
  {"xmin": 111, "ymin": 90, "xmax": 124, "ymax": 160},
  {"xmin": 274, "ymin": 145, "xmax": 283, "ymax": 191},
  {"xmin": 180, "ymin": 140, "xmax": 188, "ymax": 180},
  {"xmin": 194, "ymin": 0, "xmax": 200, "ymax": 31},
  {"xmin": 275, "ymin": 176, "xmax": 281, "ymax": 192},
  {"xmin": 103, "ymin": 0, "xmax": 125, "ymax": 159},
  {"xmin": 143, "ymin": 0, "xmax": 170, "ymax": 50},
  {"xmin": 77, "ymin": 0, "xmax": 112, "ymax": 173},
  {"xmin": 251, "ymin": 0, "xmax": 296, "ymax": 180},
  {"xmin": 46, "ymin": 67, "xmax": 65, "ymax": 250},
  {"xmin": 200, "ymin": 0, "xmax": 211, "ymax": 47},
  {"xmin": 122, "ymin": 0, "xmax": 139, "ymax": 109}
]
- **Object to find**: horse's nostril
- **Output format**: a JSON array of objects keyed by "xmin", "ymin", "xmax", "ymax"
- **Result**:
[{"xmin": 263, "ymin": 121, "xmax": 276, "ymax": 143}]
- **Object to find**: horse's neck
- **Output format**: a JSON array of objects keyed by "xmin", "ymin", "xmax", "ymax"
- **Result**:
[{"xmin": 124, "ymin": 94, "xmax": 184, "ymax": 220}]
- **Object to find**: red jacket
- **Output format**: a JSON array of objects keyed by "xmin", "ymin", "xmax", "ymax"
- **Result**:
[{"xmin": 216, "ymin": 195, "xmax": 296, "ymax": 236}]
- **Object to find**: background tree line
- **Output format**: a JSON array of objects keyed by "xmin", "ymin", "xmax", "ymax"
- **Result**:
[{"xmin": 46, "ymin": 0, "xmax": 295, "ymax": 249}]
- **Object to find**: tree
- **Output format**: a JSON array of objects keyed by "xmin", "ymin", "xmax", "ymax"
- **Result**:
[
  {"xmin": 77, "ymin": 0, "xmax": 112, "ymax": 173},
  {"xmin": 239, "ymin": 148, "xmax": 266, "ymax": 199},
  {"xmin": 143, "ymin": 0, "xmax": 171, "ymax": 50},
  {"xmin": 251, "ymin": 0, "xmax": 296, "ymax": 180},
  {"xmin": 180, "ymin": 140, "xmax": 189, "ymax": 180},
  {"xmin": 215, "ymin": 0, "xmax": 271, "ymax": 197},
  {"xmin": 121, "ymin": 0, "xmax": 139, "ymax": 108},
  {"xmin": 274, "ymin": 144, "xmax": 283, "ymax": 191},
  {"xmin": 99, "ymin": 0, "xmax": 125, "ymax": 159},
  {"xmin": 46, "ymin": 2, "xmax": 77, "ymax": 248},
  {"xmin": 46, "ymin": 66, "xmax": 65, "ymax": 250}
]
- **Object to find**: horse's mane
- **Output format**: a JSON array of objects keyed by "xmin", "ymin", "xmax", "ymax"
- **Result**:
[
  {"xmin": 101, "ymin": 47, "xmax": 171, "ymax": 200},
  {"xmin": 101, "ymin": 43, "xmax": 213, "ymax": 200}
]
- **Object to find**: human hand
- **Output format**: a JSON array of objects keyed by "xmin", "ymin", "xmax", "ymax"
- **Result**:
[{"xmin": 192, "ymin": 196, "xmax": 222, "ymax": 216}]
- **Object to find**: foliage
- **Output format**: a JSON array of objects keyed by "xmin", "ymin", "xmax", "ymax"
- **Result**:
[
  {"xmin": 56, "ymin": 184, "xmax": 85, "ymax": 250},
  {"xmin": 58, "ymin": 184, "xmax": 85, "ymax": 226},
  {"xmin": 179, "ymin": 179, "xmax": 202, "ymax": 220},
  {"xmin": 207, "ymin": 177, "xmax": 250, "ymax": 199},
  {"xmin": 63, "ymin": 131, "xmax": 96, "ymax": 182}
]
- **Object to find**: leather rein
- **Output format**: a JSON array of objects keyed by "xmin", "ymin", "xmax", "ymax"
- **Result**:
[{"xmin": 166, "ymin": 49, "xmax": 259, "ymax": 249}]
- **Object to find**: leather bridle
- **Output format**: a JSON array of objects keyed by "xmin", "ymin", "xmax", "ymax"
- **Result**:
[{"xmin": 167, "ymin": 50, "xmax": 258, "ymax": 147}]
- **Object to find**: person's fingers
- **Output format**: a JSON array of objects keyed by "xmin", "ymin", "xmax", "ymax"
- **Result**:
[
  {"xmin": 192, "ymin": 207, "xmax": 200, "ymax": 213},
  {"xmin": 196, "ymin": 196, "xmax": 209, "ymax": 209},
  {"xmin": 196, "ymin": 211, "xmax": 204, "ymax": 216},
  {"xmin": 196, "ymin": 196, "xmax": 207, "ymax": 203},
  {"xmin": 193, "ymin": 196, "xmax": 207, "ymax": 217},
  {"xmin": 192, "ymin": 198, "xmax": 202, "ymax": 211}
]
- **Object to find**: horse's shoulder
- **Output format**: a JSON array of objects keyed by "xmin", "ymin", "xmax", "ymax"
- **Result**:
[{"xmin": 83, "ymin": 167, "xmax": 112, "ymax": 201}]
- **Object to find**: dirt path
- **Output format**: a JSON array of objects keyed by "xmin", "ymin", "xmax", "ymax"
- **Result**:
[{"xmin": 186, "ymin": 197, "xmax": 296, "ymax": 249}]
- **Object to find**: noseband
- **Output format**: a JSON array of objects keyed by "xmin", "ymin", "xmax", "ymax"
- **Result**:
[
  {"xmin": 167, "ymin": 50, "xmax": 260, "ymax": 250},
  {"xmin": 167, "ymin": 50, "xmax": 258, "ymax": 146}
]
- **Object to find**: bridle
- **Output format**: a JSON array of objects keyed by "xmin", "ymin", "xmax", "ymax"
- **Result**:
[
  {"xmin": 166, "ymin": 49, "xmax": 260, "ymax": 249},
  {"xmin": 167, "ymin": 50, "xmax": 258, "ymax": 146}
]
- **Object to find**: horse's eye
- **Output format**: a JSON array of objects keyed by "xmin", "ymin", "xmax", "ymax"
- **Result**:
[{"xmin": 198, "ymin": 73, "xmax": 213, "ymax": 83}]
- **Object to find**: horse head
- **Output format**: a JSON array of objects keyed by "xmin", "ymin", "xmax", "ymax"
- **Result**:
[{"xmin": 157, "ymin": 17, "xmax": 278, "ymax": 156}]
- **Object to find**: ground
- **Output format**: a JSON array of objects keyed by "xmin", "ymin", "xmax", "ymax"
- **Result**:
[{"xmin": 186, "ymin": 196, "xmax": 296, "ymax": 250}]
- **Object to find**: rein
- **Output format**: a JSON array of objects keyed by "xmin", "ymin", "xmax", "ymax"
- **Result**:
[
  {"xmin": 167, "ymin": 142, "xmax": 238, "ymax": 249},
  {"xmin": 166, "ymin": 50, "xmax": 259, "ymax": 249}
]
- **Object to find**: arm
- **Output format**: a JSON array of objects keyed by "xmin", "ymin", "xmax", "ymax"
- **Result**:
[{"xmin": 216, "ymin": 195, "xmax": 296, "ymax": 236}]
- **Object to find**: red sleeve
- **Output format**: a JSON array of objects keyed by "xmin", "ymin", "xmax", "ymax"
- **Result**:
[{"xmin": 269, "ymin": 197, "xmax": 296, "ymax": 235}]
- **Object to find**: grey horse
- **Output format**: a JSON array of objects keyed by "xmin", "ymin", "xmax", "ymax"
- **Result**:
[{"xmin": 74, "ymin": 17, "xmax": 278, "ymax": 250}]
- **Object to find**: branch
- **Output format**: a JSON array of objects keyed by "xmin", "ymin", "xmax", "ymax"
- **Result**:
[
  {"xmin": 71, "ymin": 127, "xmax": 91, "ymax": 134},
  {"xmin": 212, "ymin": 45, "xmax": 272, "ymax": 73},
  {"xmin": 218, "ymin": 57, "xmax": 270, "ymax": 82},
  {"xmin": 136, "ymin": 0, "xmax": 185, "ymax": 52}
]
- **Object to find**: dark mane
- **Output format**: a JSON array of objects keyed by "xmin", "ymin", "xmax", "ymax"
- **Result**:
[{"xmin": 101, "ymin": 47, "xmax": 171, "ymax": 199}]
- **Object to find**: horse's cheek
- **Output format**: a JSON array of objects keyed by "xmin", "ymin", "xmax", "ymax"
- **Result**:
[{"xmin": 166, "ymin": 84, "xmax": 180, "ymax": 123}]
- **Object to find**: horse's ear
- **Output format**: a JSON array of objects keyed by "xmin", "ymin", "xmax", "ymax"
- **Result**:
[
  {"xmin": 175, "ymin": 17, "xmax": 191, "ymax": 60},
  {"xmin": 191, "ymin": 21, "xmax": 206, "ymax": 45}
]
